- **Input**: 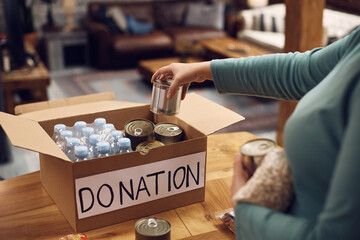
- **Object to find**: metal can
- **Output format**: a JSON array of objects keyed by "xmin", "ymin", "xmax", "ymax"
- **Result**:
[
  {"xmin": 240, "ymin": 138, "xmax": 276, "ymax": 176},
  {"xmin": 135, "ymin": 217, "xmax": 171, "ymax": 240},
  {"xmin": 154, "ymin": 123, "xmax": 183, "ymax": 145},
  {"xmin": 150, "ymin": 78, "xmax": 183, "ymax": 116},
  {"xmin": 124, "ymin": 119, "xmax": 155, "ymax": 150},
  {"xmin": 135, "ymin": 140, "xmax": 165, "ymax": 155}
]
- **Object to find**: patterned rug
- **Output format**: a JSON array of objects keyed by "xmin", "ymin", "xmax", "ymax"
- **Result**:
[{"xmin": 52, "ymin": 68, "xmax": 278, "ymax": 133}]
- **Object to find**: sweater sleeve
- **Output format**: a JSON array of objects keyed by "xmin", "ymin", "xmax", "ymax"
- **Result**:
[
  {"xmin": 234, "ymin": 78, "xmax": 360, "ymax": 240},
  {"xmin": 210, "ymin": 32, "xmax": 352, "ymax": 101}
]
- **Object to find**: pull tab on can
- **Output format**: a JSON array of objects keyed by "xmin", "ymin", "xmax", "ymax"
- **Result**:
[
  {"xmin": 147, "ymin": 218, "xmax": 158, "ymax": 228},
  {"xmin": 150, "ymin": 78, "xmax": 182, "ymax": 116},
  {"xmin": 135, "ymin": 217, "xmax": 171, "ymax": 240}
]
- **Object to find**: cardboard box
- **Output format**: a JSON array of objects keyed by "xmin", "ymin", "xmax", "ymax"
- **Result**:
[{"xmin": 0, "ymin": 92, "xmax": 244, "ymax": 232}]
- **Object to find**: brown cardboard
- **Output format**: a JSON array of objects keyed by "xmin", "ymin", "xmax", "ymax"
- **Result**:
[
  {"xmin": 14, "ymin": 92, "xmax": 116, "ymax": 115},
  {"xmin": 0, "ymin": 92, "xmax": 244, "ymax": 232}
]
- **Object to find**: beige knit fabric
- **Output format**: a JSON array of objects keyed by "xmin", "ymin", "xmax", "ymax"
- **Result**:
[{"xmin": 232, "ymin": 149, "xmax": 294, "ymax": 211}]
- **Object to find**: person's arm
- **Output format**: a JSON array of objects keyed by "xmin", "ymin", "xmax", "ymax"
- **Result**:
[
  {"xmin": 233, "ymin": 80, "xmax": 360, "ymax": 240},
  {"xmin": 211, "ymin": 31, "xmax": 353, "ymax": 101},
  {"xmin": 151, "ymin": 61, "xmax": 212, "ymax": 100}
]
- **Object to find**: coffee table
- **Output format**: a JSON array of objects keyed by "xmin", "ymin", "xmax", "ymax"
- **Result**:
[
  {"xmin": 199, "ymin": 36, "xmax": 274, "ymax": 59},
  {"xmin": 1, "ymin": 61, "xmax": 50, "ymax": 114},
  {"xmin": 138, "ymin": 57, "xmax": 203, "ymax": 81}
]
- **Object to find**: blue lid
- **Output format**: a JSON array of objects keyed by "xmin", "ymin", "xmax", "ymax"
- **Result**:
[
  {"xmin": 89, "ymin": 134, "xmax": 101, "ymax": 145},
  {"xmin": 96, "ymin": 141, "xmax": 110, "ymax": 153},
  {"xmin": 75, "ymin": 145, "xmax": 89, "ymax": 158},
  {"xmin": 118, "ymin": 138, "xmax": 131, "ymax": 148},
  {"xmin": 67, "ymin": 137, "xmax": 81, "ymax": 147},
  {"xmin": 111, "ymin": 130, "xmax": 123, "ymax": 140},
  {"xmin": 54, "ymin": 124, "xmax": 66, "ymax": 133},
  {"xmin": 74, "ymin": 121, "xmax": 87, "ymax": 131},
  {"xmin": 103, "ymin": 123, "xmax": 115, "ymax": 130},
  {"xmin": 82, "ymin": 127, "xmax": 95, "ymax": 137},
  {"xmin": 94, "ymin": 118, "xmax": 106, "ymax": 127},
  {"xmin": 60, "ymin": 130, "xmax": 73, "ymax": 139}
]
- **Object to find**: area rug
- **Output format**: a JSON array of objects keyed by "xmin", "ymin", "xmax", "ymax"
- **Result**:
[{"xmin": 52, "ymin": 68, "xmax": 278, "ymax": 133}]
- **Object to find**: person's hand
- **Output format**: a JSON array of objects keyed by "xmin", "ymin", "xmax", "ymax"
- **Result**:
[
  {"xmin": 231, "ymin": 153, "xmax": 250, "ymax": 208},
  {"xmin": 151, "ymin": 61, "xmax": 213, "ymax": 100}
]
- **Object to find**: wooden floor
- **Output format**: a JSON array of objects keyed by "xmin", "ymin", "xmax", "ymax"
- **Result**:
[{"xmin": 0, "ymin": 67, "xmax": 276, "ymax": 180}]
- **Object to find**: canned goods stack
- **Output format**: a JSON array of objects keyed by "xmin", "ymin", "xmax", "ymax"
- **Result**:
[
  {"xmin": 52, "ymin": 118, "xmax": 132, "ymax": 162},
  {"xmin": 53, "ymin": 118, "xmax": 185, "ymax": 161},
  {"xmin": 124, "ymin": 119, "xmax": 184, "ymax": 152}
]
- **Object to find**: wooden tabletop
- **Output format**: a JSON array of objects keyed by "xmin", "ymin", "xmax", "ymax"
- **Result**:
[
  {"xmin": 0, "ymin": 132, "xmax": 259, "ymax": 240},
  {"xmin": 199, "ymin": 37, "xmax": 273, "ymax": 59}
]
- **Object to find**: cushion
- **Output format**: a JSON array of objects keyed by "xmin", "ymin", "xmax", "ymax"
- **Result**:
[
  {"xmin": 91, "ymin": 6, "xmax": 121, "ymax": 35},
  {"xmin": 184, "ymin": 2, "xmax": 225, "ymax": 31},
  {"xmin": 154, "ymin": 2, "xmax": 189, "ymax": 28},
  {"xmin": 126, "ymin": 15, "xmax": 153, "ymax": 35},
  {"xmin": 106, "ymin": 7, "xmax": 128, "ymax": 33}
]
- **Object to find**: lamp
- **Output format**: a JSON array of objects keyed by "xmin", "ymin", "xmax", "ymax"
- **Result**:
[
  {"xmin": 247, "ymin": 0, "xmax": 269, "ymax": 8},
  {"xmin": 62, "ymin": 0, "xmax": 77, "ymax": 31}
]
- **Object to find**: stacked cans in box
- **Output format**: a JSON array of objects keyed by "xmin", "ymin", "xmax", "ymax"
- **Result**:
[
  {"xmin": 52, "ymin": 118, "xmax": 184, "ymax": 161},
  {"xmin": 124, "ymin": 119, "xmax": 183, "ymax": 155},
  {"xmin": 52, "ymin": 118, "xmax": 132, "ymax": 162}
]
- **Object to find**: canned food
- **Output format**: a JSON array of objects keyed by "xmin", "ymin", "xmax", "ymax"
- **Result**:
[
  {"xmin": 124, "ymin": 119, "xmax": 155, "ymax": 150},
  {"xmin": 135, "ymin": 217, "xmax": 171, "ymax": 240},
  {"xmin": 150, "ymin": 78, "xmax": 183, "ymax": 116},
  {"xmin": 136, "ymin": 140, "xmax": 165, "ymax": 155},
  {"xmin": 154, "ymin": 123, "xmax": 183, "ymax": 145},
  {"xmin": 240, "ymin": 138, "xmax": 276, "ymax": 176}
]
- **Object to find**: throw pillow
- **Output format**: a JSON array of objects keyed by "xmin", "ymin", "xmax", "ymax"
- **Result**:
[
  {"xmin": 106, "ymin": 6, "xmax": 128, "ymax": 33},
  {"xmin": 184, "ymin": 2, "xmax": 225, "ymax": 31},
  {"xmin": 91, "ymin": 6, "xmax": 120, "ymax": 35},
  {"xmin": 126, "ymin": 15, "xmax": 153, "ymax": 35},
  {"xmin": 155, "ymin": 2, "xmax": 188, "ymax": 28}
]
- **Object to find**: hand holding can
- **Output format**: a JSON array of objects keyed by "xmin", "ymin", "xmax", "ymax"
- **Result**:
[{"xmin": 240, "ymin": 138, "xmax": 276, "ymax": 177}]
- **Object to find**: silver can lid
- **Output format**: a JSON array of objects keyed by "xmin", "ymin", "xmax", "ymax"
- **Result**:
[
  {"xmin": 153, "ymin": 78, "xmax": 173, "ymax": 89},
  {"xmin": 135, "ymin": 217, "xmax": 171, "ymax": 239},
  {"xmin": 240, "ymin": 138, "xmax": 276, "ymax": 156},
  {"xmin": 124, "ymin": 119, "xmax": 154, "ymax": 137},
  {"xmin": 154, "ymin": 123, "xmax": 183, "ymax": 137}
]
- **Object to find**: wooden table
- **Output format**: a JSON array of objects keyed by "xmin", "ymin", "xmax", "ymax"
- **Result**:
[
  {"xmin": 0, "ymin": 132, "xmax": 259, "ymax": 240},
  {"xmin": 199, "ymin": 37, "xmax": 273, "ymax": 59},
  {"xmin": 138, "ymin": 57, "xmax": 203, "ymax": 82},
  {"xmin": 0, "ymin": 61, "xmax": 50, "ymax": 114}
]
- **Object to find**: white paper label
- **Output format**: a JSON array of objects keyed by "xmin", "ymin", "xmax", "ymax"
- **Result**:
[{"xmin": 75, "ymin": 152, "xmax": 206, "ymax": 219}]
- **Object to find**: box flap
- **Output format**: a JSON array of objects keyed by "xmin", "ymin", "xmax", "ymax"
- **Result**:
[
  {"xmin": 0, "ymin": 112, "xmax": 68, "ymax": 160},
  {"xmin": 18, "ymin": 100, "xmax": 147, "ymax": 122},
  {"xmin": 178, "ymin": 93, "xmax": 245, "ymax": 135},
  {"xmin": 14, "ymin": 92, "xmax": 116, "ymax": 115}
]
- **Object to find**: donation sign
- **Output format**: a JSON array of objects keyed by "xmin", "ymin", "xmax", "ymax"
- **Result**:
[{"xmin": 75, "ymin": 152, "xmax": 206, "ymax": 219}]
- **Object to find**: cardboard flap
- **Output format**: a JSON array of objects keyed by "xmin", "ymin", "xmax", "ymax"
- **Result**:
[
  {"xmin": 18, "ymin": 100, "xmax": 147, "ymax": 122},
  {"xmin": 178, "ymin": 93, "xmax": 245, "ymax": 135},
  {"xmin": 0, "ymin": 112, "xmax": 68, "ymax": 160},
  {"xmin": 14, "ymin": 92, "xmax": 116, "ymax": 115}
]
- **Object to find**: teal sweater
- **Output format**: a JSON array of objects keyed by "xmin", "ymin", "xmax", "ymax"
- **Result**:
[{"xmin": 211, "ymin": 27, "xmax": 360, "ymax": 240}]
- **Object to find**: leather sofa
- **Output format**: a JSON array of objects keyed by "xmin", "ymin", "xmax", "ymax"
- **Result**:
[{"xmin": 83, "ymin": 0, "xmax": 238, "ymax": 69}]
